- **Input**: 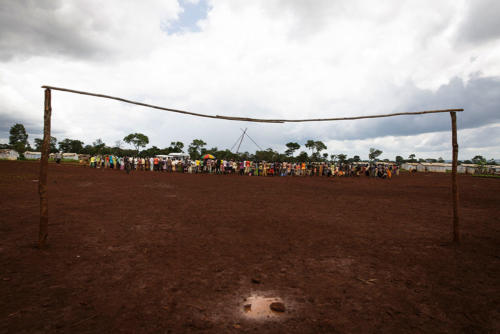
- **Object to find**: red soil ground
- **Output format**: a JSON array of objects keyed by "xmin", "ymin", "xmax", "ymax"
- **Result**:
[{"xmin": 0, "ymin": 160, "xmax": 499, "ymax": 333}]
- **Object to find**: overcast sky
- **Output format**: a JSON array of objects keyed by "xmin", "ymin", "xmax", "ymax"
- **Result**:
[{"xmin": 1, "ymin": 0, "xmax": 499, "ymax": 160}]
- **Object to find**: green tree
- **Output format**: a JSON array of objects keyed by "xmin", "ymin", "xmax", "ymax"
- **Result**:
[
  {"xmin": 368, "ymin": 148, "xmax": 383, "ymax": 162},
  {"xmin": 140, "ymin": 146, "xmax": 161, "ymax": 158},
  {"xmin": 471, "ymin": 155, "xmax": 487, "ymax": 165},
  {"xmin": 34, "ymin": 136, "xmax": 58, "ymax": 153},
  {"xmin": 472, "ymin": 155, "xmax": 488, "ymax": 173},
  {"xmin": 408, "ymin": 153, "xmax": 416, "ymax": 163},
  {"xmin": 58, "ymin": 138, "xmax": 84, "ymax": 153},
  {"xmin": 9, "ymin": 123, "xmax": 29, "ymax": 152},
  {"xmin": 92, "ymin": 138, "xmax": 106, "ymax": 154},
  {"xmin": 395, "ymin": 155, "xmax": 404, "ymax": 164},
  {"xmin": 314, "ymin": 141, "xmax": 327, "ymax": 154},
  {"xmin": 337, "ymin": 154, "xmax": 347, "ymax": 164},
  {"xmin": 310, "ymin": 152, "xmax": 321, "ymax": 162},
  {"xmin": 123, "ymin": 133, "xmax": 149, "ymax": 152},
  {"xmin": 352, "ymin": 155, "xmax": 361, "ymax": 162},
  {"xmin": 330, "ymin": 154, "xmax": 337, "ymax": 163},
  {"xmin": 168, "ymin": 141, "xmax": 184, "ymax": 153},
  {"xmin": 202, "ymin": 146, "xmax": 219, "ymax": 156},
  {"xmin": 296, "ymin": 151, "xmax": 309, "ymax": 162},
  {"xmin": 255, "ymin": 148, "xmax": 278, "ymax": 162},
  {"xmin": 305, "ymin": 140, "xmax": 327, "ymax": 157},
  {"xmin": 285, "ymin": 142, "xmax": 300, "ymax": 157},
  {"xmin": 80, "ymin": 145, "xmax": 94, "ymax": 155},
  {"xmin": 305, "ymin": 140, "xmax": 316, "ymax": 155},
  {"xmin": 188, "ymin": 139, "xmax": 207, "ymax": 159}
]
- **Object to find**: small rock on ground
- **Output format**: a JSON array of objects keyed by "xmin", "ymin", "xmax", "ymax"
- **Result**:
[{"xmin": 270, "ymin": 302, "xmax": 285, "ymax": 313}]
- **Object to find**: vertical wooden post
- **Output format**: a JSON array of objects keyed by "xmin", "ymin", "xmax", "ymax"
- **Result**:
[
  {"xmin": 450, "ymin": 112, "xmax": 459, "ymax": 243},
  {"xmin": 39, "ymin": 88, "xmax": 51, "ymax": 248}
]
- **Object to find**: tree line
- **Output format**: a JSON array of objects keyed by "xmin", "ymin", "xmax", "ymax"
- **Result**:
[{"xmin": 2, "ymin": 123, "xmax": 496, "ymax": 165}]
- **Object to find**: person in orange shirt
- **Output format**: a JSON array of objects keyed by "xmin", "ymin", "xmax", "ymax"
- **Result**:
[{"xmin": 154, "ymin": 157, "xmax": 159, "ymax": 171}]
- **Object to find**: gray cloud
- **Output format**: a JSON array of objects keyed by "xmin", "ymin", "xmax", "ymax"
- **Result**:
[
  {"xmin": 0, "ymin": 1, "xmax": 180, "ymax": 62},
  {"xmin": 457, "ymin": 0, "xmax": 500, "ymax": 45},
  {"xmin": 0, "ymin": 1, "xmax": 107, "ymax": 62},
  {"xmin": 307, "ymin": 76, "xmax": 500, "ymax": 141},
  {"xmin": 0, "ymin": 109, "xmax": 42, "ymax": 143}
]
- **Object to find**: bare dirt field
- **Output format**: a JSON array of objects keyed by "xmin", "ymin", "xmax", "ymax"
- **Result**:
[{"xmin": 0, "ymin": 160, "xmax": 499, "ymax": 333}]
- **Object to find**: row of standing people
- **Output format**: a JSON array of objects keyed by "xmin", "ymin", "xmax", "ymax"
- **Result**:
[{"xmin": 88, "ymin": 155, "xmax": 398, "ymax": 178}]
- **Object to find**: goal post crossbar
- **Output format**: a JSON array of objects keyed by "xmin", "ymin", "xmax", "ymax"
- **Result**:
[
  {"xmin": 37, "ymin": 85, "xmax": 462, "ymax": 248},
  {"xmin": 41, "ymin": 85, "xmax": 463, "ymax": 123}
]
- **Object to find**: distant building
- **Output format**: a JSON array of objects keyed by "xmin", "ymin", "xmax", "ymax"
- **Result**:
[
  {"xmin": 156, "ymin": 153, "xmax": 190, "ymax": 161},
  {"xmin": 419, "ymin": 163, "xmax": 452, "ymax": 173},
  {"xmin": 62, "ymin": 153, "xmax": 79, "ymax": 161},
  {"xmin": 459, "ymin": 163, "xmax": 479, "ymax": 175},
  {"xmin": 401, "ymin": 162, "xmax": 418, "ymax": 171},
  {"xmin": 486, "ymin": 165, "xmax": 500, "ymax": 175},
  {"xmin": 24, "ymin": 151, "xmax": 42, "ymax": 159},
  {"xmin": 0, "ymin": 149, "xmax": 19, "ymax": 160},
  {"xmin": 78, "ymin": 154, "xmax": 90, "ymax": 162}
]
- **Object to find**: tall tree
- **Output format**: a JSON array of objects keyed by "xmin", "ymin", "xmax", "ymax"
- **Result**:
[
  {"xmin": 408, "ymin": 153, "xmax": 416, "ymax": 162},
  {"xmin": 368, "ymin": 148, "xmax": 383, "ymax": 162},
  {"xmin": 471, "ymin": 155, "xmax": 486, "ymax": 165},
  {"xmin": 255, "ymin": 148, "xmax": 278, "ymax": 162},
  {"xmin": 296, "ymin": 151, "xmax": 309, "ymax": 162},
  {"xmin": 9, "ymin": 123, "xmax": 29, "ymax": 152},
  {"xmin": 395, "ymin": 155, "xmax": 404, "ymax": 164},
  {"xmin": 337, "ymin": 154, "xmax": 347, "ymax": 164},
  {"xmin": 140, "ymin": 146, "xmax": 161, "ymax": 158},
  {"xmin": 188, "ymin": 139, "xmax": 207, "ymax": 159},
  {"xmin": 352, "ymin": 155, "xmax": 360, "ymax": 162},
  {"xmin": 305, "ymin": 140, "xmax": 316, "ymax": 154},
  {"xmin": 314, "ymin": 141, "xmax": 327, "ymax": 154},
  {"xmin": 285, "ymin": 142, "xmax": 300, "ymax": 157},
  {"xmin": 123, "ymin": 133, "xmax": 149, "ymax": 152},
  {"xmin": 92, "ymin": 139, "xmax": 106, "ymax": 154},
  {"xmin": 58, "ymin": 138, "xmax": 84, "ymax": 153},
  {"xmin": 34, "ymin": 136, "xmax": 58, "ymax": 153},
  {"xmin": 168, "ymin": 141, "xmax": 184, "ymax": 153}
]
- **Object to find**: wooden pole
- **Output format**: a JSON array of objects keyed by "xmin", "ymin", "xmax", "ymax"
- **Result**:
[
  {"xmin": 42, "ymin": 84, "xmax": 463, "ymax": 124},
  {"xmin": 236, "ymin": 128, "xmax": 247, "ymax": 154},
  {"xmin": 450, "ymin": 112, "xmax": 459, "ymax": 243},
  {"xmin": 39, "ymin": 88, "xmax": 51, "ymax": 248}
]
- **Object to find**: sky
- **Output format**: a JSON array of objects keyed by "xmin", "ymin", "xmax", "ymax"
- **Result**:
[{"xmin": 1, "ymin": 0, "xmax": 499, "ymax": 160}]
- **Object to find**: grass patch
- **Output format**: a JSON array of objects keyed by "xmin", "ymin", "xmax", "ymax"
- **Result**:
[{"xmin": 472, "ymin": 174, "xmax": 500, "ymax": 179}]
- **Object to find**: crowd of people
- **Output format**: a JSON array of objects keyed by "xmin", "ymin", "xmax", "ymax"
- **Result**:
[{"xmin": 87, "ymin": 155, "xmax": 399, "ymax": 179}]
